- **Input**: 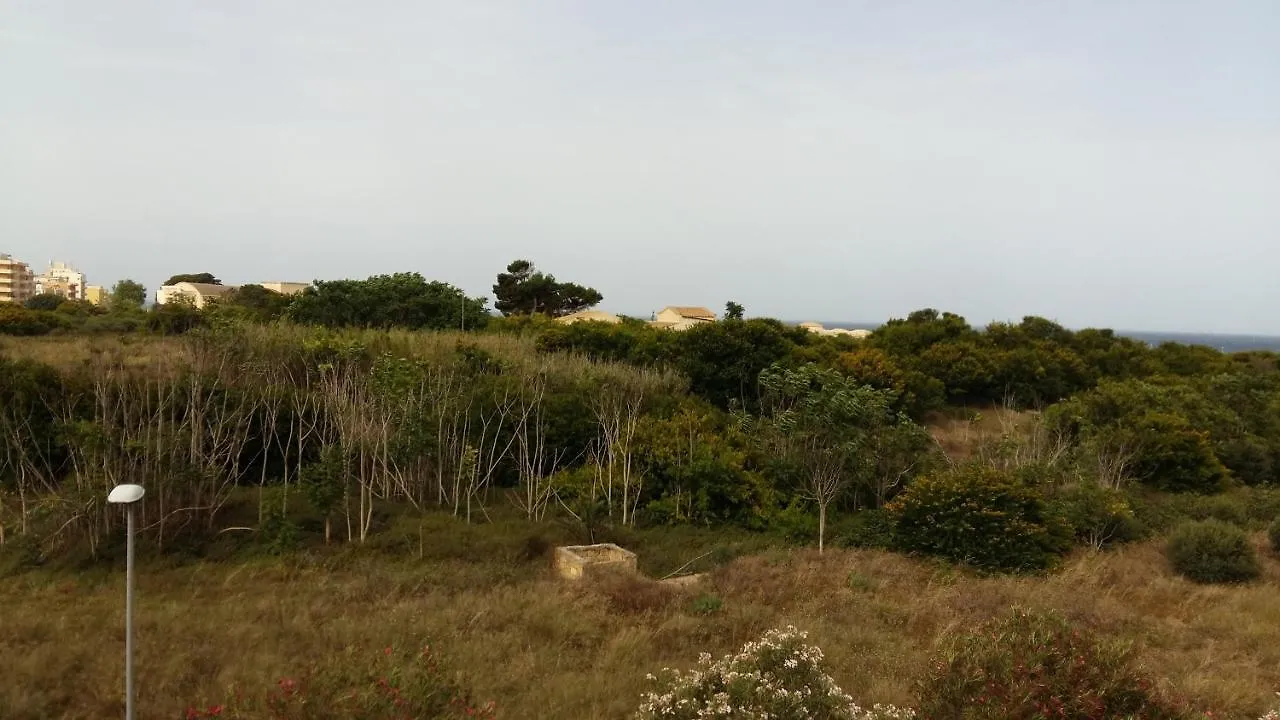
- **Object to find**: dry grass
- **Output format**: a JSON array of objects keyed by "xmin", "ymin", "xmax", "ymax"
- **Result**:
[
  {"xmin": 3, "ymin": 535, "xmax": 1278, "ymax": 719},
  {"xmin": 927, "ymin": 405, "xmax": 1038, "ymax": 460}
]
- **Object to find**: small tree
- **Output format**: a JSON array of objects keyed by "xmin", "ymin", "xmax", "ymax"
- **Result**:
[
  {"xmin": 749, "ymin": 364, "xmax": 902, "ymax": 552},
  {"xmin": 724, "ymin": 300, "xmax": 745, "ymax": 321},
  {"xmin": 109, "ymin": 279, "xmax": 147, "ymax": 310},
  {"xmin": 302, "ymin": 445, "xmax": 348, "ymax": 544}
]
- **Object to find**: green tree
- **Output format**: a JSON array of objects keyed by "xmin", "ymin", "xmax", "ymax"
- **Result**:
[
  {"xmin": 723, "ymin": 301, "xmax": 745, "ymax": 321},
  {"xmin": 163, "ymin": 272, "xmax": 221, "ymax": 286},
  {"xmin": 672, "ymin": 318, "xmax": 801, "ymax": 409},
  {"xmin": 289, "ymin": 273, "xmax": 488, "ymax": 330},
  {"xmin": 23, "ymin": 293, "xmax": 64, "ymax": 312},
  {"xmin": 109, "ymin": 279, "xmax": 147, "ymax": 310},
  {"xmin": 492, "ymin": 260, "xmax": 602, "ymax": 317},
  {"xmin": 226, "ymin": 283, "xmax": 293, "ymax": 322},
  {"xmin": 748, "ymin": 364, "xmax": 904, "ymax": 552},
  {"xmin": 302, "ymin": 446, "xmax": 348, "ymax": 544}
]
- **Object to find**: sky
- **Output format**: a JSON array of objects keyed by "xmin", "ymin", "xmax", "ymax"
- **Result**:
[{"xmin": 1, "ymin": 1, "xmax": 1278, "ymax": 334}]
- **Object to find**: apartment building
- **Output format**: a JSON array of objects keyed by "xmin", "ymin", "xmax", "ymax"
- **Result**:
[
  {"xmin": 35, "ymin": 261, "xmax": 87, "ymax": 301},
  {"xmin": 0, "ymin": 253, "xmax": 36, "ymax": 303}
]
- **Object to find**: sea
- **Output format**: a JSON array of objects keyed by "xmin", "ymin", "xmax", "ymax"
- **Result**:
[{"xmin": 807, "ymin": 323, "xmax": 1280, "ymax": 354}]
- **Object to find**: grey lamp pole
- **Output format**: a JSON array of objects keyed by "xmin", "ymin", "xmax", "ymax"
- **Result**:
[{"xmin": 108, "ymin": 484, "xmax": 145, "ymax": 720}]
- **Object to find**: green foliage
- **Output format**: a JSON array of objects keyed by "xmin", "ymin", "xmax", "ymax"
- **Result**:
[
  {"xmin": 888, "ymin": 465, "xmax": 1071, "ymax": 572},
  {"xmin": 146, "ymin": 302, "xmax": 205, "ymax": 335},
  {"xmin": 289, "ymin": 273, "xmax": 488, "ymax": 331},
  {"xmin": 917, "ymin": 608, "xmax": 1188, "ymax": 720},
  {"xmin": 1166, "ymin": 519, "xmax": 1261, "ymax": 584},
  {"xmin": 834, "ymin": 347, "xmax": 945, "ymax": 419},
  {"xmin": 0, "ymin": 304, "xmax": 61, "ymax": 336},
  {"xmin": 23, "ymin": 293, "xmax": 65, "ymax": 312},
  {"xmin": 723, "ymin": 300, "xmax": 745, "ymax": 321},
  {"xmin": 1129, "ymin": 412, "xmax": 1230, "ymax": 493},
  {"xmin": 833, "ymin": 509, "xmax": 896, "ymax": 550},
  {"xmin": 225, "ymin": 284, "xmax": 294, "ymax": 322},
  {"xmin": 1051, "ymin": 484, "xmax": 1141, "ymax": 549},
  {"xmin": 674, "ymin": 318, "xmax": 802, "ymax": 409},
  {"xmin": 163, "ymin": 272, "xmax": 221, "ymax": 286},
  {"xmin": 302, "ymin": 446, "xmax": 349, "ymax": 542},
  {"xmin": 689, "ymin": 593, "xmax": 723, "ymax": 615},
  {"xmin": 492, "ymin": 259, "xmax": 602, "ymax": 317},
  {"xmin": 109, "ymin": 279, "xmax": 147, "ymax": 310},
  {"xmin": 1174, "ymin": 493, "xmax": 1248, "ymax": 526}
]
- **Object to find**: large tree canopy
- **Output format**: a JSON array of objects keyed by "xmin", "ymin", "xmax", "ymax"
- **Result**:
[
  {"xmin": 163, "ymin": 273, "xmax": 221, "ymax": 286},
  {"xmin": 492, "ymin": 260, "xmax": 602, "ymax": 317},
  {"xmin": 288, "ymin": 272, "xmax": 489, "ymax": 330}
]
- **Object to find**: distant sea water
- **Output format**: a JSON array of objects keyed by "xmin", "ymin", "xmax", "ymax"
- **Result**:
[{"xmin": 806, "ymin": 322, "xmax": 1280, "ymax": 354}]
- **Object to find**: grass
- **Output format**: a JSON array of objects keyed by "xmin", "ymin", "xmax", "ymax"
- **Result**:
[{"xmin": 3, "ymin": 516, "xmax": 1279, "ymax": 719}]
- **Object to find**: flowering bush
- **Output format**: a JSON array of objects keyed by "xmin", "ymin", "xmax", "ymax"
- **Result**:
[
  {"xmin": 635, "ymin": 626, "xmax": 914, "ymax": 720},
  {"xmin": 184, "ymin": 643, "xmax": 495, "ymax": 719}
]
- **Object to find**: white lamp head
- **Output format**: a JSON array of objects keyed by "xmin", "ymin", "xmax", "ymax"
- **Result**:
[{"xmin": 107, "ymin": 484, "xmax": 146, "ymax": 505}]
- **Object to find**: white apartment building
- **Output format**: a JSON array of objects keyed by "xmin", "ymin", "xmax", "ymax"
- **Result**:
[{"xmin": 34, "ymin": 261, "xmax": 87, "ymax": 301}]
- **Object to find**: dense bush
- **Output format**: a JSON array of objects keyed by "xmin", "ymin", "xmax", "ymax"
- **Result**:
[
  {"xmin": 636, "ymin": 626, "xmax": 914, "ymax": 720},
  {"xmin": 832, "ymin": 508, "xmax": 896, "ymax": 549},
  {"xmin": 1166, "ymin": 520, "xmax": 1261, "ymax": 584},
  {"xmin": 1051, "ymin": 484, "xmax": 1141, "ymax": 549},
  {"xmin": 888, "ymin": 465, "xmax": 1071, "ymax": 572},
  {"xmin": 1268, "ymin": 518, "xmax": 1280, "ymax": 554},
  {"xmin": 917, "ymin": 608, "xmax": 1188, "ymax": 720}
]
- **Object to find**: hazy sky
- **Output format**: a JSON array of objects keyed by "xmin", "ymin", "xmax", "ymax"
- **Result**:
[{"xmin": 2, "ymin": 1, "xmax": 1278, "ymax": 333}]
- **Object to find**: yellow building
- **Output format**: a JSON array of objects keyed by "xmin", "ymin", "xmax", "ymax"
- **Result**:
[
  {"xmin": 0, "ymin": 253, "xmax": 36, "ymax": 304},
  {"xmin": 84, "ymin": 286, "xmax": 108, "ymax": 306}
]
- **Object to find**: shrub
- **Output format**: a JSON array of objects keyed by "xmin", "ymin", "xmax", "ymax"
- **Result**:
[
  {"xmin": 835, "ymin": 508, "xmax": 896, "ymax": 550},
  {"xmin": 188, "ymin": 643, "xmax": 494, "ymax": 719},
  {"xmin": 887, "ymin": 465, "xmax": 1071, "ymax": 573},
  {"xmin": 917, "ymin": 608, "xmax": 1187, "ymax": 720},
  {"xmin": 1269, "ymin": 518, "xmax": 1280, "ymax": 554},
  {"xmin": 690, "ymin": 593, "xmax": 723, "ymax": 615},
  {"xmin": 1052, "ymin": 484, "xmax": 1141, "ymax": 550},
  {"xmin": 636, "ymin": 626, "xmax": 915, "ymax": 720},
  {"xmin": 1166, "ymin": 520, "xmax": 1261, "ymax": 584},
  {"xmin": 1176, "ymin": 494, "xmax": 1248, "ymax": 526}
]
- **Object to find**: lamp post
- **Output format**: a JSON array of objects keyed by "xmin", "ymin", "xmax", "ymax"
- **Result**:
[{"xmin": 107, "ymin": 484, "xmax": 145, "ymax": 720}]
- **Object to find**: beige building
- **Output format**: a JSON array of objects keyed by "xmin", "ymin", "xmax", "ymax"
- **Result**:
[
  {"xmin": 650, "ymin": 306, "xmax": 716, "ymax": 331},
  {"xmin": 35, "ymin": 261, "xmax": 87, "ymax": 301},
  {"xmin": 557, "ymin": 309, "xmax": 622, "ymax": 325},
  {"xmin": 799, "ymin": 322, "xmax": 871, "ymax": 339},
  {"xmin": 156, "ymin": 282, "xmax": 237, "ymax": 309},
  {"xmin": 0, "ymin": 254, "xmax": 36, "ymax": 304},
  {"xmin": 260, "ymin": 281, "xmax": 309, "ymax": 295},
  {"xmin": 84, "ymin": 286, "xmax": 108, "ymax": 306}
]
